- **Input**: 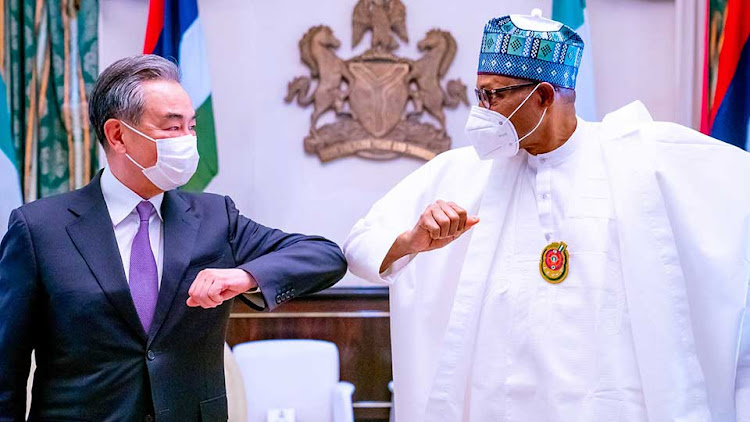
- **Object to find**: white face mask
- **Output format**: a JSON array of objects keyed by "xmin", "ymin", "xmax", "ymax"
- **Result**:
[
  {"xmin": 465, "ymin": 83, "xmax": 547, "ymax": 159},
  {"xmin": 120, "ymin": 121, "xmax": 200, "ymax": 191}
]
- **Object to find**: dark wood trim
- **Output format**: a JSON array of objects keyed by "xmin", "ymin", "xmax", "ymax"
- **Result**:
[
  {"xmin": 304, "ymin": 286, "xmax": 389, "ymax": 299},
  {"xmin": 353, "ymin": 403, "xmax": 391, "ymax": 421}
]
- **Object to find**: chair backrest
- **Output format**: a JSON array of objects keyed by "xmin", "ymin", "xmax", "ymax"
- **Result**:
[
  {"xmin": 232, "ymin": 339, "xmax": 340, "ymax": 422},
  {"xmin": 224, "ymin": 343, "xmax": 248, "ymax": 421},
  {"xmin": 26, "ymin": 352, "xmax": 35, "ymax": 418}
]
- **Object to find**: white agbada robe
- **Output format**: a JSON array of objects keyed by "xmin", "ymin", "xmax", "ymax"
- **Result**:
[
  {"xmin": 344, "ymin": 102, "xmax": 750, "ymax": 422},
  {"xmin": 465, "ymin": 117, "xmax": 646, "ymax": 421}
]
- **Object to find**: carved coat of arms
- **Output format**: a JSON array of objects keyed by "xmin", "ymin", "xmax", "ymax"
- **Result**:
[{"xmin": 285, "ymin": 0, "xmax": 468, "ymax": 162}]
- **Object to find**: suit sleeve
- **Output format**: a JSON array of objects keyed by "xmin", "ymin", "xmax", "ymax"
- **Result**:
[
  {"xmin": 225, "ymin": 196, "xmax": 347, "ymax": 311},
  {"xmin": 0, "ymin": 209, "xmax": 39, "ymax": 420}
]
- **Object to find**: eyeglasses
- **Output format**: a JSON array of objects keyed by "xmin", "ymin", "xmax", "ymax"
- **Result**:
[{"xmin": 474, "ymin": 82, "xmax": 537, "ymax": 108}]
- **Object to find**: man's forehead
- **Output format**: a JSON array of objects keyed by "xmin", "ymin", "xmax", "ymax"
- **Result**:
[
  {"xmin": 142, "ymin": 107, "xmax": 197, "ymax": 122},
  {"xmin": 157, "ymin": 111, "xmax": 197, "ymax": 120},
  {"xmin": 140, "ymin": 80, "xmax": 195, "ymax": 120},
  {"xmin": 476, "ymin": 74, "xmax": 528, "ymax": 89}
]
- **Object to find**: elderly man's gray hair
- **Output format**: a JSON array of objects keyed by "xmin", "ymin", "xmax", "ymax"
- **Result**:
[{"xmin": 89, "ymin": 54, "xmax": 180, "ymax": 147}]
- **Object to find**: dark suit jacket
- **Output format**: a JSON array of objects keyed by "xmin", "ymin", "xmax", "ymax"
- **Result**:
[{"xmin": 0, "ymin": 173, "xmax": 347, "ymax": 422}]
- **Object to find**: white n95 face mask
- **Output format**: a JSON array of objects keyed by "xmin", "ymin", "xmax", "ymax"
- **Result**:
[
  {"xmin": 120, "ymin": 121, "xmax": 200, "ymax": 191},
  {"xmin": 465, "ymin": 83, "xmax": 547, "ymax": 160}
]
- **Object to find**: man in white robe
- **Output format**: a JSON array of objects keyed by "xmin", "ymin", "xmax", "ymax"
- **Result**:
[{"xmin": 343, "ymin": 10, "xmax": 750, "ymax": 422}]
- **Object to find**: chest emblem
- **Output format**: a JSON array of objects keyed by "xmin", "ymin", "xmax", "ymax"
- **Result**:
[{"xmin": 539, "ymin": 241, "xmax": 569, "ymax": 284}]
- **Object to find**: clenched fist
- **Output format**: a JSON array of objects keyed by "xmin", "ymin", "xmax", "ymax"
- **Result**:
[
  {"xmin": 187, "ymin": 268, "xmax": 258, "ymax": 309},
  {"xmin": 380, "ymin": 200, "xmax": 479, "ymax": 273}
]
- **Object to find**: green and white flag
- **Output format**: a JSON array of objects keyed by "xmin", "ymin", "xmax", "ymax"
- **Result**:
[
  {"xmin": 553, "ymin": 0, "xmax": 597, "ymax": 121},
  {"xmin": 3, "ymin": 0, "xmax": 99, "ymax": 209},
  {"xmin": 0, "ymin": 74, "xmax": 21, "ymax": 236}
]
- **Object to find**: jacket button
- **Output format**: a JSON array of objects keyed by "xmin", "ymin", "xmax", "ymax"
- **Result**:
[{"xmin": 147, "ymin": 350, "xmax": 155, "ymax": 361}]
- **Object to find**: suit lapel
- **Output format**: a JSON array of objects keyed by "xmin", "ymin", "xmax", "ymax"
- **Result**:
[
  {"xmin": 66, "ymin": 173, "xmax": 147, "ymax": 341},
  {"xmin": 147, "ymin": 190, "xmax": 200, "ymax": 346}
]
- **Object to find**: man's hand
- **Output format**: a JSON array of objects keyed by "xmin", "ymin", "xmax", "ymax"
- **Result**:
[
  {"xmin": 187, "ymin": 268, "xmax": 258, "ymax": 308},
  {"xmin": 406, "ymin": 200, "xmax": 480, "ymax": 253},
  {"xmin": 380, "ymin": 200, "xmax": 479, "ymax": 273}
]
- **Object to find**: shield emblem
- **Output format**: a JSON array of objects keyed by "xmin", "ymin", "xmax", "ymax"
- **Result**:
[{"xmin": 348, "ymin": 61, "xmax": 410, "ymax": 137}]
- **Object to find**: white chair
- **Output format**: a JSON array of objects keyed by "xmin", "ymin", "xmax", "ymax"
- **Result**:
[
  {"xmin": 388, "ymin": 381, "xmax": 395, "ymax": 422},
  {"xmin": 225, "ymin": 343, "xmax": 248, "ymax": 421},
  {"xmin": 232, "ymin": 339, "xmax": 355, "ymax": 422},
  {"xmin": 26, "ymin": 351, "xmax": 35, "ymax": 419}
]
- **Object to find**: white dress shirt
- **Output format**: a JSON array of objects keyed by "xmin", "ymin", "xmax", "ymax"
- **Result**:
[{"xmin": 100, "ymin": 168, "xmax": 164, "ymax": 289}]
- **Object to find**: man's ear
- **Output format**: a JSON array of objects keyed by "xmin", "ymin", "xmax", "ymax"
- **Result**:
[
  {"xmin": 103, "ymin": 119, "xmax": 127, "ymax": 154},
  {"xmin": 537, "ymin": 82, "xmax": 556, "ymax": 109}
]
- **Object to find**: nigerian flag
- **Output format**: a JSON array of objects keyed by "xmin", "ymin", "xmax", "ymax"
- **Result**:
[
  {"xmin": 143, "ymin": 0, "xmax": 218, "ymax": 191},
  {"xmin": 0, "ymin": 75, "xmax": 21, "ymax": 237},
  {"xmin": 553, "ymin": 0, "xmax": 597, "ymax": 121}
]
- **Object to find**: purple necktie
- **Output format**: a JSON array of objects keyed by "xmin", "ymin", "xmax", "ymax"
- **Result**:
[{"xmin": 129, "ymin": 201, "xmax": 158, "ymax": 332}]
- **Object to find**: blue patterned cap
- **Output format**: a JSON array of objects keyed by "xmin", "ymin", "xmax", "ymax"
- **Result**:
[{"xmin": 477, "ymin": 9, "xmax": 584, "ymax": 89}]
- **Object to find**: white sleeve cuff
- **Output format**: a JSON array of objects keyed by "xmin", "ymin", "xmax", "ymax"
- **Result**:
[
  {"xmin": 241, "ymin": 291, "xmax": 266, "ymax": 309},
  {"xmin": 344, "ymin": 221, "xmax": 413, "ymax": 285},
  {"xmin": 379, "ymin": 252, "xmax": 417, "ymax": 282}
]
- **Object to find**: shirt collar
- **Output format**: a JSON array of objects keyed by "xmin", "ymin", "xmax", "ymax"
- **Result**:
[
  {"xmin": 527, "ymin": 117, "xmax": 585, "ymax": 169},
  {"xmin": 100, "ymin": 167, "xmax": 164, "ymax": 226}
]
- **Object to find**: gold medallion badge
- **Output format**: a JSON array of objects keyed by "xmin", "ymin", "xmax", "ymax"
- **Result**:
[{"xmin": 539, "ymin": 241, "xmax": 569, "ymax": 284}]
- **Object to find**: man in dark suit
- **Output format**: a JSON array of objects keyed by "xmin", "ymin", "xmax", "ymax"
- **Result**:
[{"xmin": 0, "ymin": 55, "xmax": 347, "ymax": 421}]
